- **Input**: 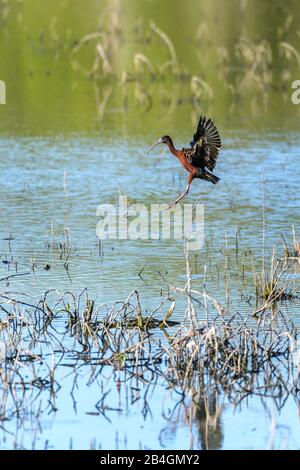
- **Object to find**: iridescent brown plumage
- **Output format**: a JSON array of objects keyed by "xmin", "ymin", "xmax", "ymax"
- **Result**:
[{"xmin": 147, "ymin": 116, "xmax": 222, "ymax": 208}]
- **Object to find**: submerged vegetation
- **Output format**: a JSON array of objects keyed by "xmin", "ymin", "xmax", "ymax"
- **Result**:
[
  {"xmin": 0, "ymin": 266, "xmax": 298, "ymax": 420},
  {"xmin": 0, "ymin": 233, "xmax": 299, "ymax": 448},
  {"xmin": 69, "ymin": 6, "xmax": 300, "ymax": 120}
]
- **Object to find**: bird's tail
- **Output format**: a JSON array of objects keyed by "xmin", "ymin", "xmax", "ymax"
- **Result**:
[{"xmin": 204, "ymin": 170, "xmax": 220, "ymax": 185}]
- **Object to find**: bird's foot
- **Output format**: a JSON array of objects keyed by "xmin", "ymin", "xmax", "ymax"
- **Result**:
[
  {"xmin": 167, "ymin": 191, "xmax": 188, "ymax": 209},
  {"xmin": 168, "ymin": 200, "xmax": 179, "ymax": 209}
]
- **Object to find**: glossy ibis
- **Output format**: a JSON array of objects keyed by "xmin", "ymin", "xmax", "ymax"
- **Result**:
[{"xmin": 147, "ymin": 116, "xmax": 221, "ymax": 208}]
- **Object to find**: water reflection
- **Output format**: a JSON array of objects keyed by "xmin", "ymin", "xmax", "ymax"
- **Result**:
[
  {"xmin": 1, "ymin": 0, "xmax": 300, "ymax": 134},
  {"xmin": 195, "ymin": 389, "xmax": 224, "ymax": 450}
]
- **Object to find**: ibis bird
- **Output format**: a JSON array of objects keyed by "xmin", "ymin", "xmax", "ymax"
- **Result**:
[{"xmin": 147, "ymin": 116, "xmax": 222, "ymax": 208}]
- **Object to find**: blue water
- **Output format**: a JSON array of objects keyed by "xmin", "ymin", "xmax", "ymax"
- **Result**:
[{"xmin": 0, "ymin": 130, "xmax": 300, "ymax": 449}]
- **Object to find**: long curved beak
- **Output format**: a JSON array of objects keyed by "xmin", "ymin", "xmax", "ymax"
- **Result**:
[{"xmin": 146, "ymin": 139, "xmax": 162, "ymax": 155}]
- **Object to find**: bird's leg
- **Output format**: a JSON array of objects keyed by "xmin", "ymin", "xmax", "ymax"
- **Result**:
[
  {"xmin": 168, "ymin": 186, "xmax": 190, "ymax": 209},
  {"xmin": 168, "ymin": 173, "xmax": 194, "ymax": 209}
]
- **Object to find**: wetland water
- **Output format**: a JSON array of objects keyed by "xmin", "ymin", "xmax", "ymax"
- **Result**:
[{"xmin": 0, "ymin": 0, "xmax": 300, "ymax": 450}]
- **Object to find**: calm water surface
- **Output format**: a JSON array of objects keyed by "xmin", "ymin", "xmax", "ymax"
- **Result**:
[
  {"xmin": 0, "ymin": 0, "xmax": 300, "ymax": 450},
  {"xmin": 0, "ymin": 129, "xmax": 300, "ymax": 450}
]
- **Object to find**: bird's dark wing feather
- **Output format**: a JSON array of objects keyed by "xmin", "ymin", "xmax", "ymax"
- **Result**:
[{"xmin": 189, "ymin": 116, "xmax": 221, "ymax": 170}]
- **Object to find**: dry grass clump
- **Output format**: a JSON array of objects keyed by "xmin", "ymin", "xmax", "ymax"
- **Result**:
[
  {"xmin": 160, "ymin": 248, "xmax": 296, "ymax": 386},
  {"xmin": 253, "ymin": 260, "xmax": 296, "ymax": 304},
  {"xmin": 165, "ymin": 309, "xmax": 295, "ymax": 384},
  {"xmin": 281, "ymin": 228, "xmax": 300, "ymax": 263}
]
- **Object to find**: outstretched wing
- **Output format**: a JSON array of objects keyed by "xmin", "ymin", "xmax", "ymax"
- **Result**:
[{"xmin": 189, "ymin": 116, "xmax": 221, "ymax": 170}]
